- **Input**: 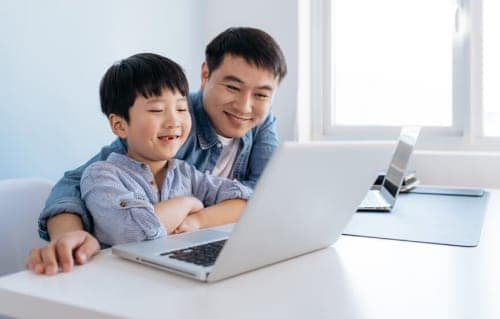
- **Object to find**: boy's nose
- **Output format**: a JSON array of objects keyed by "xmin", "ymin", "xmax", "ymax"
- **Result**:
[
  {"xmin": 163, "ymin": 118, "xmax": 181, "ymax": 128},
  {"xmin": 162, "ymin": 110, "xmax": 181, "ymax": 128}
]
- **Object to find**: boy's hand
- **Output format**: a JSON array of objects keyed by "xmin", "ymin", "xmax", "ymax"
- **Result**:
[
  {"xmin": 174, "ymin": 213, "xmax": 203, "ymax": 234},
  {"xmin": 26, "ymin": 230, "xmax": 100, "ymax": 275},
  {"xmin": 154, "ymin": 196, "xmax": 204, "ymax": 234}
]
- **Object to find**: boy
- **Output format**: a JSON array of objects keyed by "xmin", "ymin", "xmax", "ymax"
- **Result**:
[
  {"xmin": 29, "ymin": 27, "xmax": 287, "ymax": 274},
  {"xmin": 80, "ymin": 53, "xmax": 251, "ymax": 246}
]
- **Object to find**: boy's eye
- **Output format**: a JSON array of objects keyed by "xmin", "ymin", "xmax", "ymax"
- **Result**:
[
  {"xmin": 177, "ymin": 108, "xmax": 188, "ymax": 112},
  {"xmin": 148, "ymin": 109, "xmax": 163, "ymax": 113}
]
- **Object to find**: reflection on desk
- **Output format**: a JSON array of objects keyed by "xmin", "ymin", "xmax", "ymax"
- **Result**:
[{"xmin": 1, "ymin": 191, "xmax": 500, "ymax": 319}]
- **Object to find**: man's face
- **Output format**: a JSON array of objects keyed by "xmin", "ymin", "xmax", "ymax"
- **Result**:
[{"xmin": 201, "ymin": 55, "xmax": 279, "ymax": 138}]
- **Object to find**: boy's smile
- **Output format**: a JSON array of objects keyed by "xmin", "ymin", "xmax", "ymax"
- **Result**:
[{"xmin": 110, "ymin": 88, "xmax": 191, "ymax": 171}]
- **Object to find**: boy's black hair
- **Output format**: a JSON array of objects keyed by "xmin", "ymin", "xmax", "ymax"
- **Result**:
[
  {"xmin": 99, "ymin": 53, "xmax": 189, "ymax": 122},
  {"xmin": 205, "ymin": 27, "xmax": 287, "ymax": 82}
]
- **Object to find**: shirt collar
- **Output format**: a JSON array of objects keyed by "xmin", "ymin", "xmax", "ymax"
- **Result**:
[
  {"xmin": 107, "ymin": 152, "xmax": 177, "ymax": 175},
  {"xmin": 191, "ymin": 91, "xmax": 220, "ymax": 150}
]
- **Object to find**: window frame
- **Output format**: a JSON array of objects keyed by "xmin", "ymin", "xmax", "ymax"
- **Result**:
[{"xmin": 307, "ymin": 0, "xmax": 500, "ymax": 151}]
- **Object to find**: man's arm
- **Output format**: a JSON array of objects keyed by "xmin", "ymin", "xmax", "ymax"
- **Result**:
[
  {"xmin": 27, "ymin": 213, "xmax": 100, "ymax": 275},
  {"xmin": 27, "ymin": 138, "xmax": 126, "ymax": 275},
  {"xmin": 39, "ymin": 138, "xmax": 127, "ymax": 240}
]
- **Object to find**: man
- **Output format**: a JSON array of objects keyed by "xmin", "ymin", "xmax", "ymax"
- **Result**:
[{"xmin": 26, "ymin": 27, "xmax": 287, "ymax": 275}]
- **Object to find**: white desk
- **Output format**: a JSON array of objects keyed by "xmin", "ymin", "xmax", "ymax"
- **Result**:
[{"xmin": 1, "ymin": 192, "xmax": 500, "ymax": 319}]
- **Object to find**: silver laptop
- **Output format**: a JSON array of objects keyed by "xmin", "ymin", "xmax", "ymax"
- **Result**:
[
  {"xmin": 112, "ymin": 141, "xmax": 394, "ymax": 282},
  {"xmin": 357, "ymin": 127, "xmax": 421, "ymax": 212}
]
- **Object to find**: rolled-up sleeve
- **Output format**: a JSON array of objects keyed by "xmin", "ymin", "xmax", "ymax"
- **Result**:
[
  {"xmin": 180, "ymin": 162, "xmax": 253, "ymax": 206},
  {"xmin": 81, "ymin": 163, "xmax": 166, "ymax": 246},
  {"xmin": 38, "ymin": 138, "xmax": 127, "ymax": 241}
]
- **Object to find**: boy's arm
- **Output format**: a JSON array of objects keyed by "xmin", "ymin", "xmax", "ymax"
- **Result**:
[
  {"xmin": 241, "ymin": 112, "xmax": 279, "ymax": 189},
  {"xmin": 39, "ymin": 138, "xmax": 127, "ymax": 240},
  {"xmin": 154, "ymin": 196, "xmax": 203, "ymax": 234},
  {"xmin": 80, "ymin": 163, "xmax": 167, "ymax": 246},
  {"xmin": 185, "ymin": 161, "xmax": 253, "ymax": 206},
  {"xmin": 174, "ymin": 162, "xmax": 252, "ymax": 232},
  {"xmin": 27, "ymin": 138, "xmax": 127, "ymax": 275},
  {"xmin": 176, "ymin": 199, "xmax": 246, "ymax": 233}
]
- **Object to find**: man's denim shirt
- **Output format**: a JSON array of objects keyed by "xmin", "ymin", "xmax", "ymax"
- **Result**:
[
  {"xmin": 39, "ymin": 90, "xmax": 279, "ymax": 241},
  {"xmin": 81, "ymin": 153, "xmax": 252, "ymax": 247}
]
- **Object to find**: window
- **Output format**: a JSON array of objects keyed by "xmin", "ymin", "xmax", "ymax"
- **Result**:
[
  {"xmin": 308, "ymin": 0, "xmax": 497, "ymax": 149},
  {"xmin": 332, "ymin": 0, "xmax": 452, "ymax": 127},
  {"xmin": 483, "ymin": 0, "xmax": 500, "ymax": 137}
]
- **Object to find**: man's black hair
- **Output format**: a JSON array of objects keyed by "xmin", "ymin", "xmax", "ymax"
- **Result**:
[
  {"xmin": 205, "ymin": 27, "xmax": 287, "ymax": 82},
  {"xmin": 99, "ymin": 53, "xmax": 188, "ymax": 122}
]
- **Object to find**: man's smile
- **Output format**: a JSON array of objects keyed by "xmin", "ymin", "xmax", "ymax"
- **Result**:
[{"xmin": 223, "ymin": 111, "xmax": 252, "ymax": 123}]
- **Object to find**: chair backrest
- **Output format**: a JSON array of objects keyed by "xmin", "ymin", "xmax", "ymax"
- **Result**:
[{"xmin": 0, "ymin": 178, "xmax": 53, "ymax": 276}]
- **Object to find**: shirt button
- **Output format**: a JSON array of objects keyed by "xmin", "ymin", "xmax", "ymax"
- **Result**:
[
  {"xmin": 119, "ymin": 201, "xmax": 127, "ymax": 208},
  {"xmin": 217, "ymin": 143, "xmax": 222, "ymax": 148},
  {"xmin": 141, "ymin": 164, "xmax": 147, "ymax": 169},
  {"xmin": 150, "ymin": 180, "xmax": 155, "ymax": 186}
]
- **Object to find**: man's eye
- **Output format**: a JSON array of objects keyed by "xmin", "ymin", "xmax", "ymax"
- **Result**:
[
  {"xmin": 177, "ymin": 108, "xmax": 188, "ymax": 112},
  {"xmin": 148, "ymin": 109, "xmax": 163, "ymax": 113},
  {"xmin": 226, "ymin": 85, "xmax": 240, "ymax": 92},
  {"xmin": 255, "ymin": 93, "xmax": 269, "ymax": 100}
]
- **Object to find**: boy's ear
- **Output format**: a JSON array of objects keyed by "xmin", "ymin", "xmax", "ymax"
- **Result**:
[
  {"xmin": 200, "ymin": 61, "xmax": 209, "ymax": 90},
  {"xmin": 108, "ymin": 114, "xmax": 128, "ymax": 139}
]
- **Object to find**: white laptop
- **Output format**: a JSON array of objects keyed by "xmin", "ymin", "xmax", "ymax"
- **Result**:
[
  {"xmin": 357, "ymin": 127, "xmax": 421, "ymax": 212},
  {"xmin": 112, "ymin": 141, "xmax": 394, "ymax": 282}
]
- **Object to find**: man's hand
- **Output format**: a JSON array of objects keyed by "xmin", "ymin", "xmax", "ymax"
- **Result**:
[{"xmin": 26, "ymin": 230, "xmax": 100, "ymax": 275}]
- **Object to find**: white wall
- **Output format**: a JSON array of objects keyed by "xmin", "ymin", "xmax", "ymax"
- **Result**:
[
  {"xmin": 411, "ymin": 151, "xmax": 500, "ymax": 189},
  {"xmin": 203, "ymin": 0, "xmax": 299, "ymax": 141},
  {"xmin": 0, "ymin": 0, "xmax": 205, "ymax": 181}
]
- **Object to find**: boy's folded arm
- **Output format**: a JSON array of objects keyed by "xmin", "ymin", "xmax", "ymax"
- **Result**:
[
  {"xmin": 81, "ymin": 164, "xmax": 166, "ymax": 246},
  {"xmin": 154, "ymin": 196, "xmax": 203, "ymax": 234},
  {"xmin": 195, "ymin": 199, "xmax": 246, "ymax": 228},
  {"xmin": 185, "ymin": 162, "xmax": 253, "ymax": 205},
  {"xmin": 39, "ymin": 138, "xmax": 127, "ymax": 239}
]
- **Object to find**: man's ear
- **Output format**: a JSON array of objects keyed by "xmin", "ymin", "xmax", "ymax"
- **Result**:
[
  {"xmin": 200, "ymin": 61, "xmax": 209, "ymax": 90},
  {"xmin": 108, "ymin": 114, "xmax": 128, "ymax": 139}
]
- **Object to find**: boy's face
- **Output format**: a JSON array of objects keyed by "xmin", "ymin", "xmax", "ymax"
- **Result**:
[
  {"xmin": 201, "ymin": 54, "xmax": 279, "ymax": 138},
  {"xmin": 111, "ymin": 88, "xmax": 191, "ymax": 165}
]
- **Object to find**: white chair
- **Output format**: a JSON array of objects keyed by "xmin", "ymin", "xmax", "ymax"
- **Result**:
[{"xmin": 0, "ymin": 178, "xmax": 53, "ymax": 276}]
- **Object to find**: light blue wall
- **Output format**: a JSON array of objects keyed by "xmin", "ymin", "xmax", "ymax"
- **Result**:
[{"xmin": 0, "ymin": 0, "xmax": 204, "ymax": 181}]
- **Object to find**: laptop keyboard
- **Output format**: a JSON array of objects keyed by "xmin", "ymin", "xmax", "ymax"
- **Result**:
[{"xmin": 161, "ymin": 240, "xmax": 227, "ymax": 267}]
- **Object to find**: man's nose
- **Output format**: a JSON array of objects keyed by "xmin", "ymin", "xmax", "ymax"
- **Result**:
[{"xmin": 237, "ymin": 91, "xmax": 253, "ymax": 113}]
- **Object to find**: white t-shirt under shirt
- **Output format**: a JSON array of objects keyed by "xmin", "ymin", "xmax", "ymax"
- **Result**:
[{"xmin": 212, "ymin": 135, "xmax": 240, "ymax": 178}]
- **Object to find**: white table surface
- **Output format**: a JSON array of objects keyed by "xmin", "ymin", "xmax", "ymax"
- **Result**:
[{"xmin": 1, "ymin": 192, "xmax": 499, "ymax": 319}]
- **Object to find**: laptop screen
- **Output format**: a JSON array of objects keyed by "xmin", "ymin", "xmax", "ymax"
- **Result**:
[{"xmin": 381, "ymin": 127, "xmax": 421, "ymax": 200}]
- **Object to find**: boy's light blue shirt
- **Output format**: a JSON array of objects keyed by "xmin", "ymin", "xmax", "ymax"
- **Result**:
[
  {"xmin": 80, "ymin": 153, "xmax": 252, "ymax": 247},
  {"xmin": 38, "ymin": 90, "xmax": 279, "ymax": 241}
]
